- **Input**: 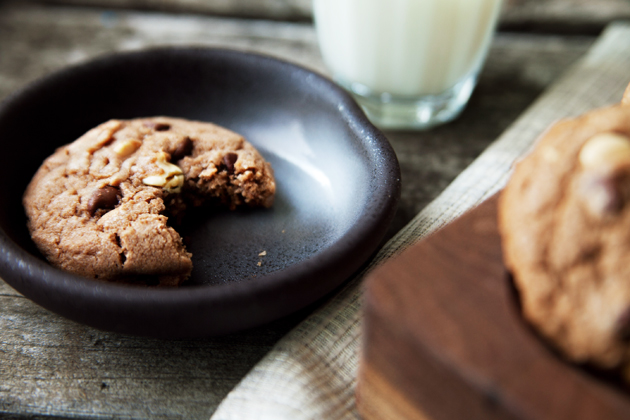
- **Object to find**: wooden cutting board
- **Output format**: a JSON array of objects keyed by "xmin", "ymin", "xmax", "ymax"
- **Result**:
[{"xmin": 356, "ymin": 194, "xmax": 630, "ymax": 420}]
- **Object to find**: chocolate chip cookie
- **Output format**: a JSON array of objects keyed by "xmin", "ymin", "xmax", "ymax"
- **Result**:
[
  {"xmin": 23, "ymin": 117, "xmax": 276, "ymax": 286},
  {"xmin": 499, "ymin": 89, "xmax": 630, "ymax": 379}
]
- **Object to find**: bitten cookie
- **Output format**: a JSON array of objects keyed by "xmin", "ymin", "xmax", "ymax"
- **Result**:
[
  {"xmin": 499, "ymin": 88, "xmax": 630, "ymax": 379},
  {"xmin": 24, "ymin": 117, "xmax": 275, "ymax": 286}
]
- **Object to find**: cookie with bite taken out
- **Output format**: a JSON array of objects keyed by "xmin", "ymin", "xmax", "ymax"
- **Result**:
[{"xmin": 23, "ymin": 117, "xmax": 275, "ymax": 286}]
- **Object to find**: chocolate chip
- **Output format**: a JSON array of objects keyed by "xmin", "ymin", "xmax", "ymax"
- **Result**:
[
  {"xmin": 88, "ymin": 186, "xmax": 120, "ymax": 216},
  {"xmin": 223, "ymin": 152, "xmax": 238, "ymax": 174},
  {"xmin": 579, "ymin": 173, "xmax": 623, "ymax": 217},
  {"xmin": 143, "ymin": 121, "xmax": 171, "ymax": 131},
  {"xmin": 616, "ymin": 306, "xmax": 630, "ymax": 341},
  {"xmin": 171, "ymin": 137, "xmax": 193, "ymax": 161}
]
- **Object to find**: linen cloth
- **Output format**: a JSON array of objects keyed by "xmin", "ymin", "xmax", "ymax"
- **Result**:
[{"xmin": 211, "ymin": 22, "xmax": 630, "ymax": 420}]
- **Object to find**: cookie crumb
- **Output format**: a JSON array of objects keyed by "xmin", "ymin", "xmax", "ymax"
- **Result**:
[{"xmin": 258, "ymin": 251, "xmax": 267, "ymax": 256}]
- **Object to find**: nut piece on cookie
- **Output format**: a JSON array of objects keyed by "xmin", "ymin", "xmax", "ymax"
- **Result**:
[
  {"xmin": 114, "ymin": 139, "xmax": 142, "ymax": 157},
  {"xmin": 23, "ymin": 116, "xmax": 276, "ymax": 287},
  {"xmin": 142, "ymin": 152, "xmax": 185, "ymax": 194},
  {"xmin": 579, "ymin": 132, "xmax": 630, "ymax": 171}
]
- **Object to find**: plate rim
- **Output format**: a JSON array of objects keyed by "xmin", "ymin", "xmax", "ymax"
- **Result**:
[{"xmin": 0, "ymin": 46, "xmax": 401, "ymax": 336}]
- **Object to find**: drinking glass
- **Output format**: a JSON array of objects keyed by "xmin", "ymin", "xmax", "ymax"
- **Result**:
[{"xmin": 313, "ymin": 0, "xmax": 503, "ymax": 129}]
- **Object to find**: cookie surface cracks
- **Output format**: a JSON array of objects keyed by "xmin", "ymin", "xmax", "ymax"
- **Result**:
[{"xmin": 23, "ymin": 117, "xmax": 276, "ymax": 286}]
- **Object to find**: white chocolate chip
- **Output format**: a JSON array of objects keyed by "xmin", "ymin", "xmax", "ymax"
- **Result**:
[
  {"xmin": 113, "ymin": 139, "xmax": 142, "ymax": 157},
  {"xmin": 142, "ymin": 152, "xmax": 185, "ymax": 193},
  {"xmin": 579, "ymin": 132, "xmax": 630, "ymax": 170}
]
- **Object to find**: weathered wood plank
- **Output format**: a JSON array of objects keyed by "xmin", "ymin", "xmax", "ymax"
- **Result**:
[
  {"xmin": 501, "ymin": 0, "xmax": 630, "ymax": 33},
  {"xmin": 0, "ymin": 1, "xmax": 596, "ymax": 418},
  {"xmin": 0, "ymin": 291, "xmax": 310, "ymax": 419},
  {"xmin": 31, "ymin": 0, "xmax": 630, "ymax": 30},
  {"xmin": 36, "ymin": 0, "xmax": 313, "ymax": 21},
  {"xmin": 0, "ymin": 3, "xmax": 325, "ymax": 102}
]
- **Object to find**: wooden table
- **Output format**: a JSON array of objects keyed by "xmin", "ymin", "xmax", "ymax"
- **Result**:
[{"xmin": 0, "ymin": 0, "xmax": 617, "ymax": 418}]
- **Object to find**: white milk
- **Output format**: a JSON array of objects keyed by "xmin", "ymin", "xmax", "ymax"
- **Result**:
[{"xmin": 313, "ymin": 0, "xmax": 502, "ymax": 97}]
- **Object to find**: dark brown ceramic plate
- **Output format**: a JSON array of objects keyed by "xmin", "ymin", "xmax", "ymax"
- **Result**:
[{"xmin": 0, "ymin": 48, "xmax": 400, "ymax": 337}]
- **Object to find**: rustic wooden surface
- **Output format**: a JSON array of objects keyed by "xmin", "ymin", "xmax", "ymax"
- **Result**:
[
  {"xmin": 358, "ymin": 195, "xmax": 630, "ymax": 420},
  {"xmin": 0, "ymin": 0, "xmax": 599, "ymax": 418},
  {"xmin": 500, "ymin": 0, "xmax": 630, "ymax": 33},
  {"xmin": 32, "ymin": 0, "xmax": 630, "ymax": 30}
]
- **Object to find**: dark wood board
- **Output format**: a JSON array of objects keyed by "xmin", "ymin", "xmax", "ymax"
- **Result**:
[{"xmin": 357, "ymin": 194, "xmax": 630, "ymax": 420}]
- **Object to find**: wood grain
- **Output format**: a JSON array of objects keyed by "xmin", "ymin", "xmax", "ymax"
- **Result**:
[
  {"xmin": 357, "ymin": 195, "xmax": 630, "ymax": 420},
  {"xmin": 29, "ymin": 0, "xmax": 630, "ymax": 30},
  {"xmin": 36, "ymin": 0, "xmax": 313, "ymax": 20},
  {"xmin": 0, "ymin": 288, "xmax": 314, "ymax": 419}
]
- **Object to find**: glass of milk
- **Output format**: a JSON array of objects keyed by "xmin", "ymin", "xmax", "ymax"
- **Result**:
[{"xmin": 313, "ymin": 0, "xmax": 503, "ymax": 130}]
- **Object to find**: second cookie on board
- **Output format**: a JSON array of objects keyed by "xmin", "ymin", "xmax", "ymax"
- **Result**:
[{"xmin": 499, "ymin": 87, "xmax": 630, "ymax": 380}]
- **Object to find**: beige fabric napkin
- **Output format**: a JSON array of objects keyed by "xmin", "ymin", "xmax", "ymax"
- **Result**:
[{"xmin": 211, "ymin": 22, "xmax": 630, "ymax": 420}]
